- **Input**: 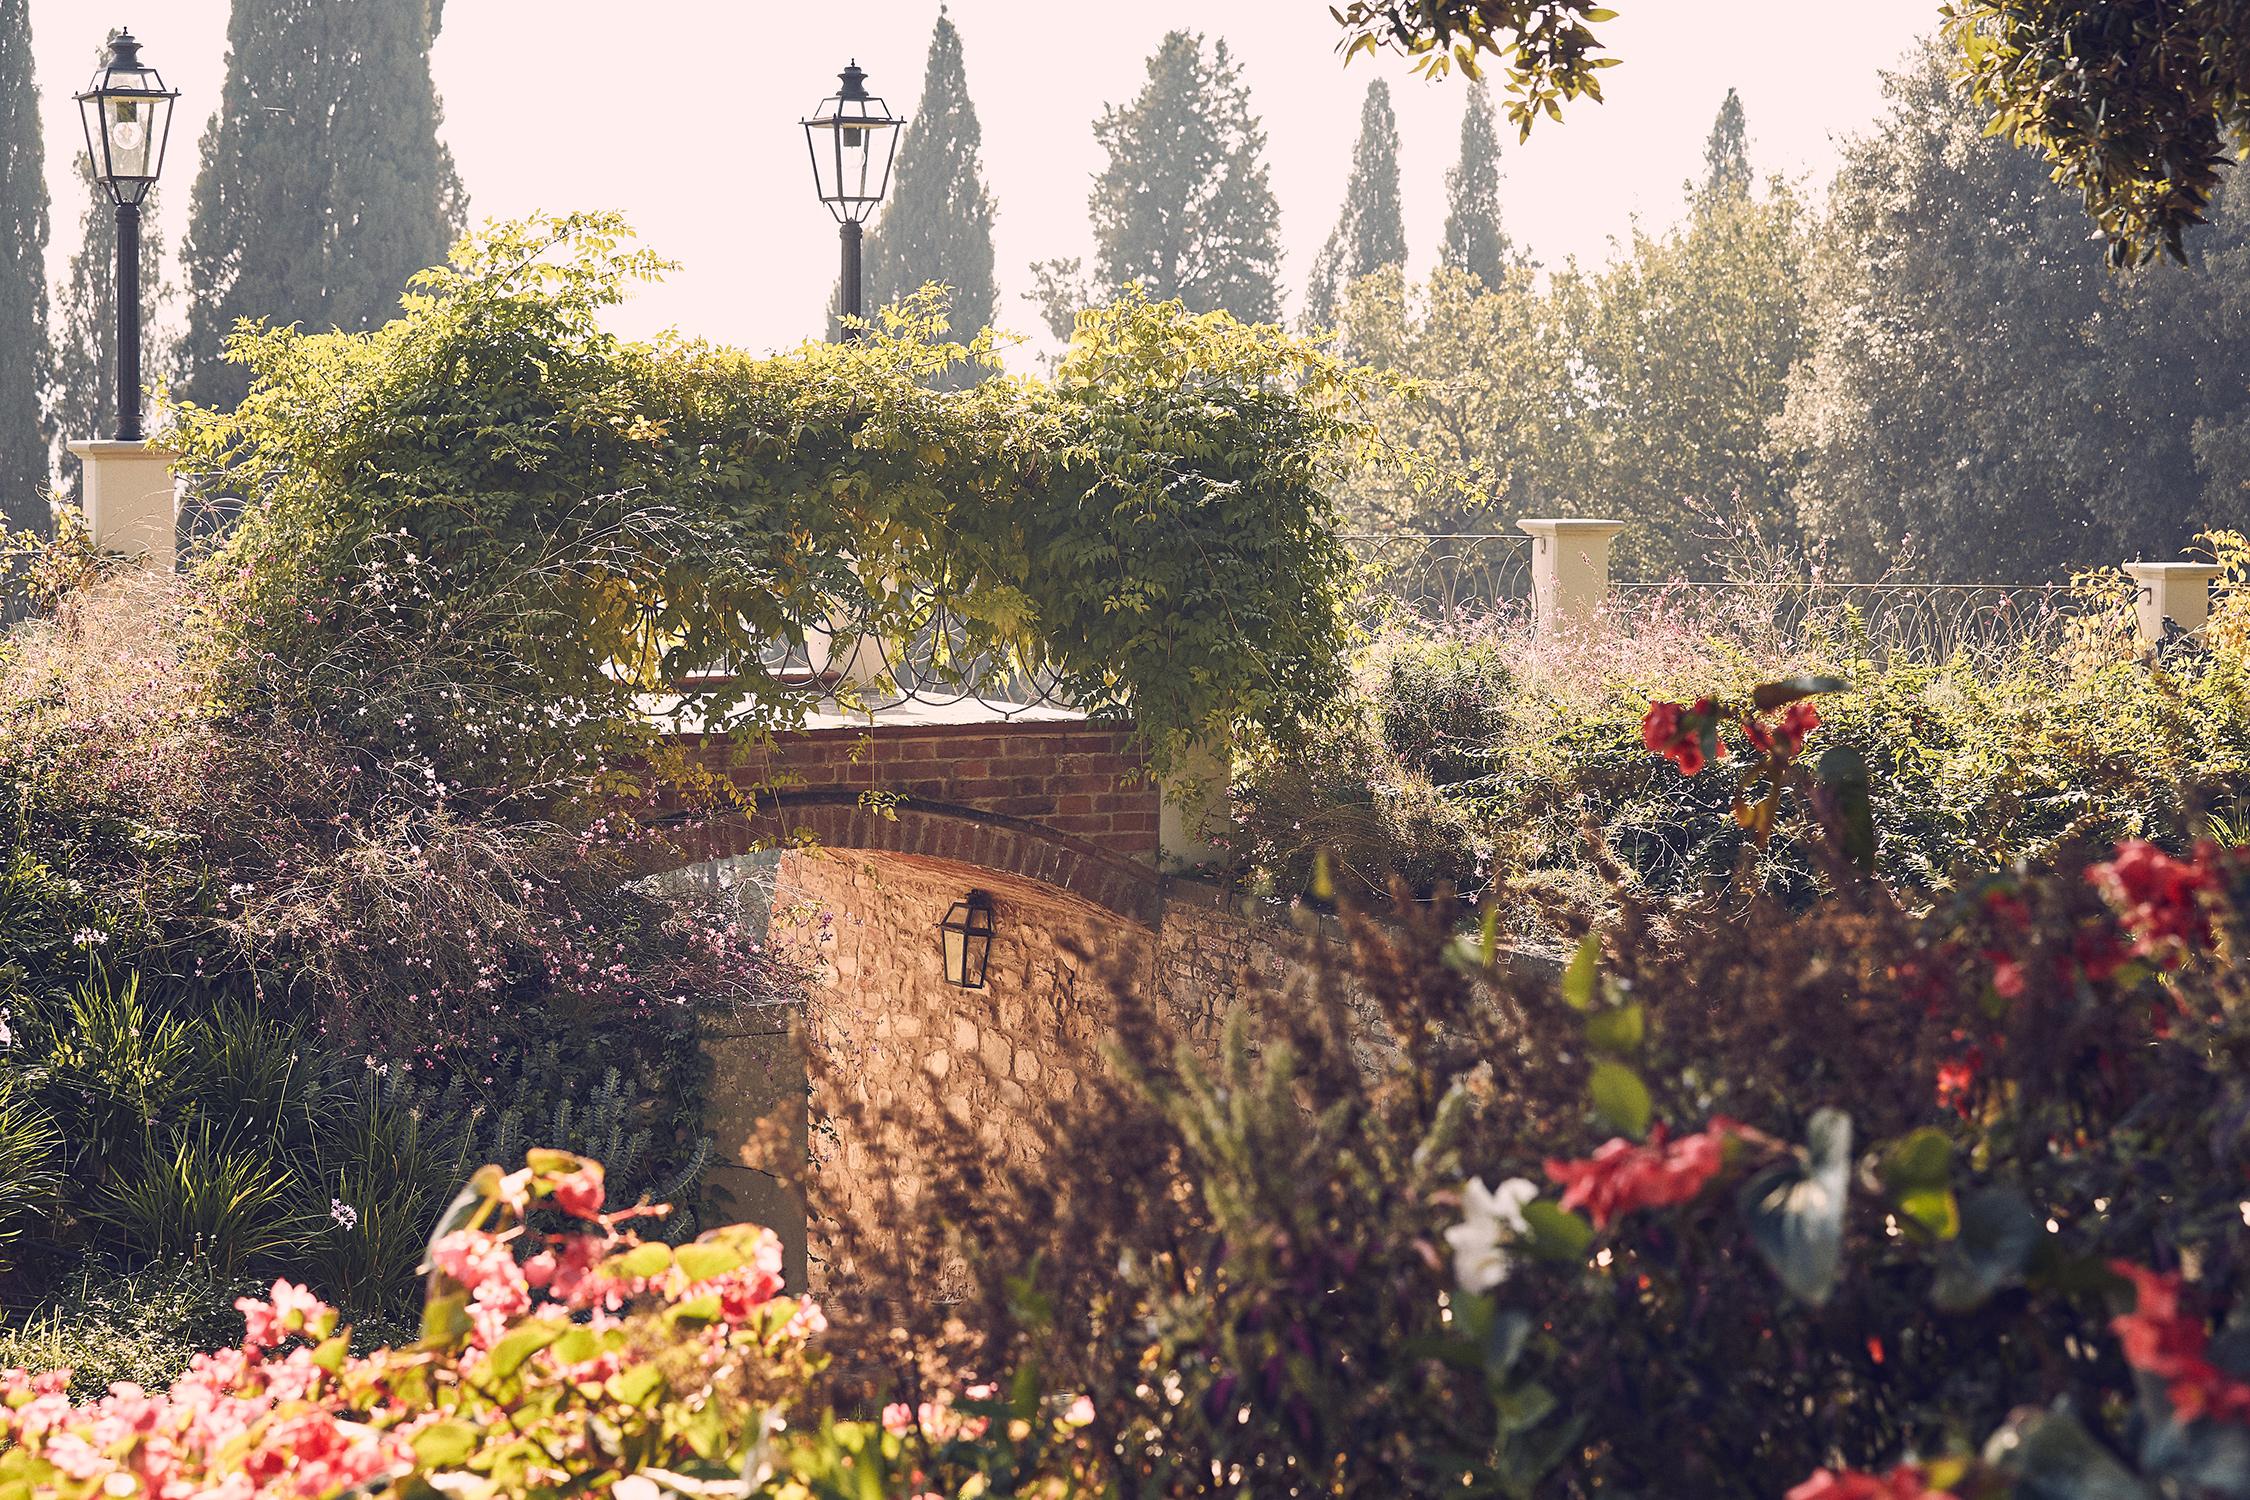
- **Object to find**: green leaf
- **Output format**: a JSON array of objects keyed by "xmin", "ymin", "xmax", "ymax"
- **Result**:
[
  {"xmin": 1588, "ymin": 1061, "xmax": 1651, "ymax": 1138},
  {"xmin": 673, "ymin": 1242, "xmax": 743, "ymax": 1283},
  {"xmin": 1585, "ymin": 1003, "xmax": 1643, "ymax": 1055},
  {"xmin": 1932, "ymin": 1186, "xmax": 2042, "ymax": 1312},
  {"xmin": 606, "ymin": 1360, "xmax": 667, "ymax": 1409},
  {"xmin": 419, "ymin": 1292, "xmax": 471, "ymax": 1348},
  {"xmin": 1521, "ymin": 1201, "xmax": 1595, "ymax": 1263},
  {"xmin": 1878, "ymin": 1127, "xmax": 1953, "ymax": 1192},
  {"xmin": 1751, "ymin": 675, "xmax": 1848, "ymax": 711},
  {"xmin": 412, "ymin": 1419, "xmax": 480, "ymax": 1468},
  {"xmin": 1562, "ymin": 932, "xmax": 1599, "ymax": 1011},
  {"xmin": 1984, "ymin": 1405, "xmax": 2152, "ymax": 1499},
  {"xmin": 1496, "ymin": 1380, "xmax": 1557, "ymax": 1434},
  {"xmin": 487, "ymin": 1321, "xmax": 565, "ymax": 1378},
  {"xmin": 1878, "ymin": 1128, "xmax": 1959, "ymax": 1239},
  {"xmin": 1742, "ymin": 1109, "xmax": 1851, "ymax": 1306},
  {"xmin": 612, "ymin": 1241, "xmax": 673, "ymax": 1279}
]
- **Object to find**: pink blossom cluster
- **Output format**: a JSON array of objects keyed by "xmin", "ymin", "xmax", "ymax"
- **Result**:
[{"xmin": 0, "ymin": 1153, "xmax": 823, "ymax": 1499}]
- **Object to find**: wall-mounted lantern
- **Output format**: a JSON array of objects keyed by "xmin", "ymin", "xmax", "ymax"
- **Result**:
[{"xmin": 938, "ymin": 891, "xmax": 996, "ymax": 989}]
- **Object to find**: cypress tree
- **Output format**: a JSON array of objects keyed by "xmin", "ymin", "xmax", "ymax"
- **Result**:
[
  {"xmin": 1033, "ymin": 31, "xmax": 1281, "ymax": 338},
  {"xmin": 1702, "ymin": 87, "xmax": 1752, "ymax": 198},
  {"xmin": 1308, "ymin": 80, "xmax": 1407, "ymax": 327},
  {"xmin": 1439, "ymin": 82, "xmax": 1512, "ymax": 286},
  {"xmin": 0, "ymin": 0, "xmax": 51, "ymax": 530},
  {"xmin": 52, "ymin": 146, "xmax": 170, "ymax": 502},
  {"xmin": 852, "ymin": 7, "xmax": 998, "ymax": 355},
  {"xmin": 181, "ymin": 0, "xmax": 465, "ymax": 410}
]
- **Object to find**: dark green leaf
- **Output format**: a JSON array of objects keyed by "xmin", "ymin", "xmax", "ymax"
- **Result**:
[
  {"xmin": 1932, "ymin": 1185, "xmax": 2042, "ymax": 1312},
  {"xmin": 1742, "ymin": 1109, "xmax": 1851, "ymax": 1306}
]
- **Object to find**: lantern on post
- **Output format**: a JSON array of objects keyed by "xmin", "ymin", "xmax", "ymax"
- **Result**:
[
  {"xmin": 801, "ymin": 60, "xmax": 903, "ymax": 340},
  {"xmin": 75, "ymin": 29, "xmax": 178, "ymax": 444},
  {"xmin": 937, "ymin": 891, "xmax": 996, "ymax": 990}
]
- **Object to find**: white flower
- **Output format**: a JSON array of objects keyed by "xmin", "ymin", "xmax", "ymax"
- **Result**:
[
  {"xmin": 1444, "ymin": 1176, "xmax": 1540, "ymax": 1293},
  {"xmin": 610, "ymin": 1477, "xmax": 660, "ymax": 1500}
]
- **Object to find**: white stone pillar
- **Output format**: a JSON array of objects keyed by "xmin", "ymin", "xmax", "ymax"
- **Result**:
[
  {"xmin": 1518, "ymin": 517, "xmax": 1626, "ymax": 639},
  {"xmin": 2124, "ymin": 561, "xmax": 2226, "ymax": 647},
  {"xmin": 68, "ymin": 440, "xmax": 181, "ymax": 569},
  {"xmin": 1158, "ymin": 742, "xmax": 1229, "ymax": 872}
]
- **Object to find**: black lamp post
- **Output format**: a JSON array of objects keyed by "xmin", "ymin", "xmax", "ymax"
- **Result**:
[
  {"xmin": 75, "ymin": 29, "xmax": 178, "ymax": 443},
  {"xmin": 801, "ymin": 60, "xmax": 903, "ymax": 341}
]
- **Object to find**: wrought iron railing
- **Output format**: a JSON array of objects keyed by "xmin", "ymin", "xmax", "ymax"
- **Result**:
[
  {"xmin": 740, "ymin": 587, "xmax": 1080, "ymax": 723},
  {"xmin": 1342, "ymin": 532, "xmax": 1534, "ymax": 631},
  {"xmin": 1604, "ymin": 577, "xmax": 2137, "ymax": 661}
]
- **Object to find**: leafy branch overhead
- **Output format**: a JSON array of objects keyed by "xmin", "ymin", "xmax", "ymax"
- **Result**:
[
  {"xmin": 1332, "ymin": 0, "xmax": 2250, "ymax": 264},
  {"xmin": 172, "ymin": 213, "xmax": 1391, "ymax": 785}
]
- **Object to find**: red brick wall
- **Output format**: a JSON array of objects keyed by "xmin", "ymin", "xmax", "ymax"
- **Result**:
[{"xmin": 675, "ymin": 721, "xmax": 1159, "ymax": 863}]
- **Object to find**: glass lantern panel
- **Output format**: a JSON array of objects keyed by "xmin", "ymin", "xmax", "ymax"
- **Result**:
[
  {"xmin": 104, "ymin": 97, "xmax": 154, "ymax": 178},
  {"xmin": 942, "ymin": 924, "xmax": 967, "ymax": 985}
]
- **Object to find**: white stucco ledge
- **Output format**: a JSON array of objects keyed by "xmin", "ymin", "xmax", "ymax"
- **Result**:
[
  {"xmin": 68, "ymin": 439, "xmax": 183, "ymax": 570},
  {"xmin": 1518, "ymin": 518, "xmax": 1628, "ymax": 635},
  {"xmin": 2123, "ymin": 560, "xmax": 2227, "ymax": 644}
]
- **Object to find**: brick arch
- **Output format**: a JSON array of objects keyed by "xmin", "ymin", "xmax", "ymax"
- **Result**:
[{"xmin": 655, "ymin": 789, "xmax": 1163, "ymax": 926}]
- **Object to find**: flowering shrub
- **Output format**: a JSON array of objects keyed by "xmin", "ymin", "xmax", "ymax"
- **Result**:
[
  {"xmin": 816, "ymin": 660, "xmax": 2250, "ymax": 1498},
  {"xmin": 0, "ymin": 1149, "xmax": 1097, "ymax": 1500},
  {"xmin": 1234, "ymin": 545, "xmax": 2250, "ymax": 924},
  {"xmin": 0, "ymin": 551, "xmax": 793, "ymax": 1354}
]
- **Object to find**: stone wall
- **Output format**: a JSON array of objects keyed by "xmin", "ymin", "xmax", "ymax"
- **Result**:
[
  {"xmin": 700, "ymin": 846, "xmax": 1499, "ymax": 1290},
  {"xmin": 765, "ymin": 846, "xmax": 1159, "ymax": 1285}
]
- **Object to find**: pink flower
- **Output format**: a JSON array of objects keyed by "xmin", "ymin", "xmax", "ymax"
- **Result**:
[
  {"xmin": 2087, "ymin": 840, "xmax": 2215, "ymax": 966},
  {"xmin": 2110, "ymin": 1261, "xmax": 2250, "ymax": 1425},
  {"xmin": 1544, "ymin": 1122, "xmax": 1732, "ymax": 1229},
  {"xmin": 1788, "ymin": 1465, "xmax": 1954, "ymax": 1499}
]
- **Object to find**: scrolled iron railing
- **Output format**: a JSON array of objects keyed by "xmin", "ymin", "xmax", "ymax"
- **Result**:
[
  {"xmin": 1604, "ymin": 576, "xmax": 2138, "ymax": 661},
  {"xmin": 1341, "ymin": 531, "xmax": 1535, "ymax": 631}
]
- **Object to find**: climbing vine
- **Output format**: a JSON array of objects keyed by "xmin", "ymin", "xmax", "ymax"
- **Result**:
[{"xmin": 173, "ymin": 213, "xmax": 1383, "ymax": 803}]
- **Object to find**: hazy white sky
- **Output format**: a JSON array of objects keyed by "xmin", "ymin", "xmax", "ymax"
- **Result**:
[{"xmin": 28, "ymin": 1, "xmax": 1936, "ymax": 362}]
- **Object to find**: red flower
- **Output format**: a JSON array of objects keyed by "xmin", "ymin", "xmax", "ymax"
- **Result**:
[
  {"xmin": 2110, "ymin": 1261, "xmax": 2250, "ymax": 1425},
  {"xmin": 551, "ymin": 1164, "xmax": 606, "ymax": 1221},
  {"xmin": 1742, "ymin": 701, "xmax": 1822, "ymax": 759},
  {"xmin": 1544, "ymin": 1122, "xmax": 1731, "ymax": 1229},
  {"xmin": 1642, "ymin": 699, "xmax": 1720, "ymax": 777},
  {"xmin": 1642, "ymin": 701, "xmax": 1684, "ymax": 754},
  {"xmin": 1935, "ymin": 1052, "xmax": 1980, "ymax": 1115},
  {"xmin": 2072, "ymin": 921, "xmax": 2129, "ymax": 984},
  {"xmin": 1788, "ymin": 1465, "xmax": 1954, "ymax": 1500},
  {"xmin": 2087, "ymin": 840, "xmax": 2215, "ymax": 966},
  {"xmin": 1778, "ymin": 701, "xmax": 1821, "ymax": 755}
]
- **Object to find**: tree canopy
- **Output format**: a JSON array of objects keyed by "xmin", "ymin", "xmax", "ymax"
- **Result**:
[
  {"xmin": 1029, "ymin": 32, "xmax": 1282, "ymax": 340},
  {"xmin": 1308, "ymin": 81, "xmax": 1408, "ymax": 329},
  {"xmin": 1778, "ymin": 47, "xmax": 2250, "ymax": 581},
  {"xmin": 181, "ymin": 0, "xmax": 465, "ymax": 410},
  {"xmin": 1439, "ymin": 83, "xmax": 1514, "ymax": 286},
  {"xmin": 1333, "ymin": 0, "xmax": 2250, "ymax": 264},
  {"xmin": 0, "ymin": 0, "xmax": 49, "ymax": 531}
]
